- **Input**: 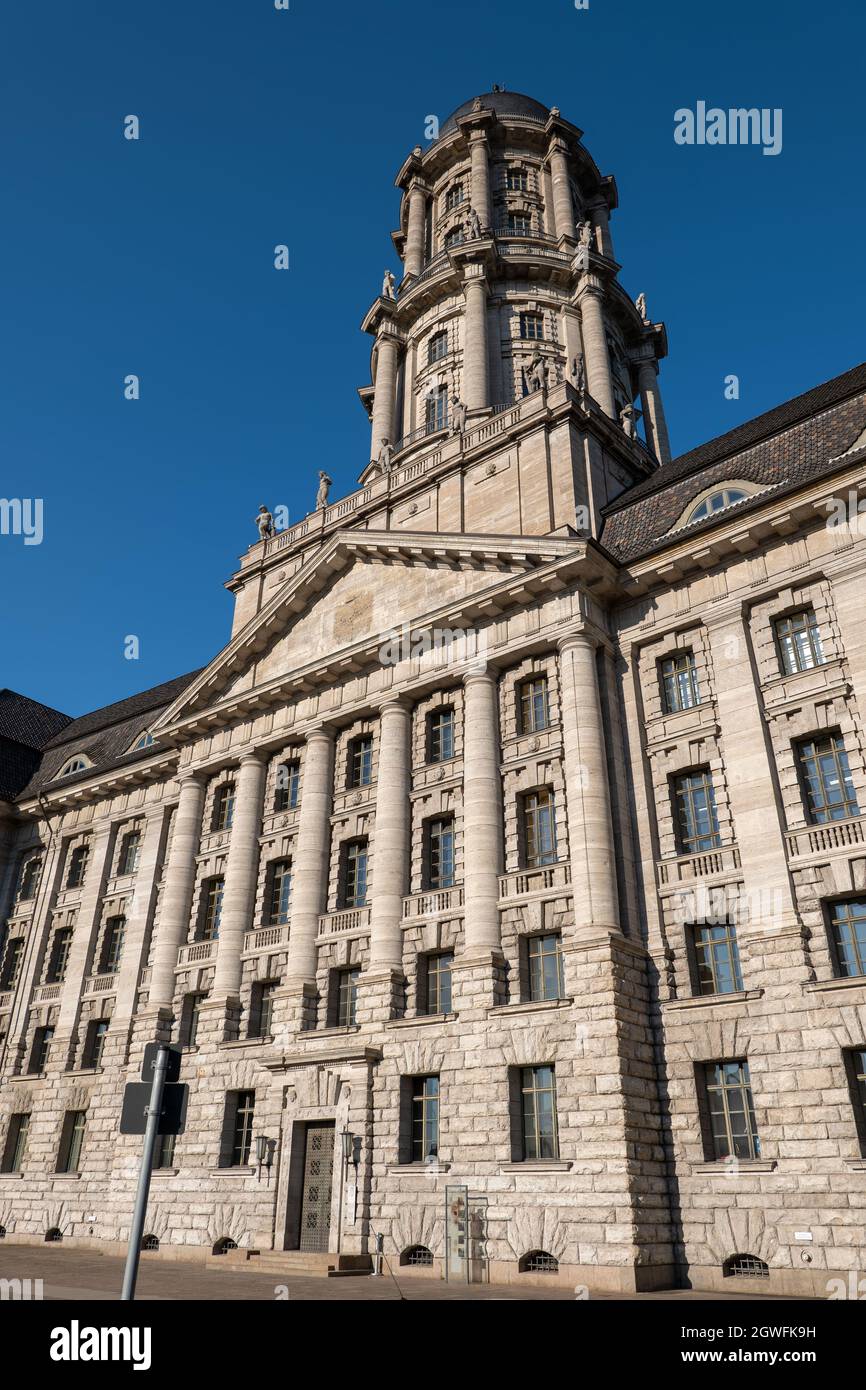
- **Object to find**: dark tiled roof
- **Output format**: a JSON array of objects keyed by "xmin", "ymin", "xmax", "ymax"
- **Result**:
[
  {"xmin": 601, "ymin": 362, "xmax": 866, "ymax": 563},
  {"xmin": 440, "ymin": 90, "xmax": 552, "ymax": 137},
  {"xmin": 0, "ymin": 689, "xmax": 71, "ymax": 750}
]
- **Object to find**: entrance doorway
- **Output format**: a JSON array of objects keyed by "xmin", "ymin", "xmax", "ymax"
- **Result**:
[{"xmin": 295, "ymin": 1121, "xmax": 335, "ymax": 1253}]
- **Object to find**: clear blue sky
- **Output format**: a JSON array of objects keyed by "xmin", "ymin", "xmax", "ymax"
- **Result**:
[{"xmin": 2, "ymin": 0, "xmax": 864, "ymax": 717}]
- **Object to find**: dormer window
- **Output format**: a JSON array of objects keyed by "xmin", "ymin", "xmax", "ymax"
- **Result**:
[
  {"xmin": 686, "ymin": 488, "xmax": 749, "ymax": 524},
  {"xmin": 59, "ymin": 756, "xmax": 91, "ymax": 778},
  {"xmin": 132, "ymin": 732, "xmax": 154, "ymax": 751}
]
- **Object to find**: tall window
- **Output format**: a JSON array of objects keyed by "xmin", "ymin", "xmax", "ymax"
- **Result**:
[
  {"xmin": 428, "ymin": 330, "xmax": 448, "ymax": 365},
  {"xmin": 0, "ymin": 938, "xmax": 24, "ymax": 989},
  {"xmin": 227, "ymin": 1091, "xmax": 255, "ymax": 1167},
  {"xmin": 423, "ymin": 952, "xmax": 453, "ymax": 1016},
  {"xmin": 200, "ymin": 876, "xmax": 224, "ymax": 940},
  {"xmin": 521, "ymin": 789, "xmax": 557, "ymax": 868},
  {"xmin": 180, "ymin": 992, "xmax": 205, "ymax": 1047},
  {"xmin": 1, "ymin": 1113, "xmax": 30, "ymax": 1174},
  {"xmin": 18, "ymin": 857, "xmax": 41, "ymax": 901},
  {"xmin": 46, "ymin": 927, "xmax": 73, "ymax": 984},
  {"xmin": 660, "ymin": 651, "xmax": 700, "ymax": 713},
  {"xmin": 410, "ymin": 1076, "xmax": 439, "ymax": 1162},
  {"xmin": 519, "ymin": 1065, "xmax": 559, "ymax": 1160},
  {"xmin": 673, "ymin": 770, "xmax": 721, "ymax": 854},
  {"xmin": 703, "ymin": 1061, "xmax": 760, "ymax": 1160},
  {"xmin": 118, "ymin": 829, "xmax": 141, "ymax": 875},
  {"xmin": 427, "ymin": 707, "xmax": 455, "ymax": 763},
  {"xmin": 274, "ymin": 760, "xmax": 300, "ymax": 813},
  {"xmin": 508, "ymin": 213, "xmax": 531, "ymax": 236},
  {"xmin": 347, "ymin": 735, "xmax": 373, "ymax": 789},
  {"xmin": 506, "ymin": 166, "xmax": 528, "ymax": 191},
  {"xmin": 153, "ymin": 1133, "xmax": 176, "ymax": 1170},
  {"xmin": 692, "ymin": 923, "xmax": 743, "ymax": 996},
  {"xmin": 774, "ymin": 609, "xmax": 825, "ymax": 675},
  {"xmin": 797, "ymin": 734, "xmax": 859, "ymax": 824},
  {"xmin": 829, "ymin": 899, "xmax": 866, "ymax": 978},
  {"xmin": 65, "ymin": 845, "xmax": 89, "ymax": 889},
  {"xmin": 84, "ymin": 1020, "xmax": 109, "ymax": 1069},
  {"xmin": 340, "ymin": 841, "xmax": 368, "ymax": 909},
  {"xmin": 100, "ymin": 916, "xmax": 125, "ymax": 973},
  {"xmin": 424, "ymin": 817, "xmax": 455, "ymax": 890},
  {"xmin": 267, "ymin": 859, "xmax": 293, "ymax": 925},
  {"xmin": 249, "ymin": 981, "xmax": 277, "ymax": 1039},
  {"xmin": 333, "ymin": 967, "xmax": 360, "ymax": 1027},
  {"xmin": 212, "ymin": 783, "xmax": 236, "ymax": 832},
  {"xmin": 57, "ymin": 1110, "xmax": 87, "ymax": 1173},
  {"xmin": 527, "ymin": 933, "xmax": 564, "ymax": 1001},
  {"xmin": 847, "ymin": 1049, "xmax": 866, "ymax": 1150},
  {"xmin": 445, "ymin": 183, "xmax": 463, "ymax": 211},
  {"xmin": 424, "ymin": 385, "xmax": 448, "ymax": 433},
  {"xmin": 519, "ymin": 310, "xmax": 543, "ymax": 338},
  {"xmin": 518, "ymin": 675, "xmax": 550, "ymax": 733},
  {"xmin": 29, "ymin": 1025, "xmax": 54, "ymax": 1074}
]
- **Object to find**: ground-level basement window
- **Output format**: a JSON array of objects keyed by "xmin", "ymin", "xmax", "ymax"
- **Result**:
[
  {"xmin": 401, "ymin": 1245, "xmax": 433, "ymax": 1267},
  {"xmin": 723, "ymin": 1254, "xmax": 769, "ymax": 1278},
  {"xmin": 520, "ymin": 1250, "xmax": 559, "ymax": 1274},
  {"xmin": 213, "ymin": 1237, "xmax": 238, "ymax": 1255}
]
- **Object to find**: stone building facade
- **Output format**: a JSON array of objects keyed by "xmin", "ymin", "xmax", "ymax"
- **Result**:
[{"xmin": 2, "ymin": 90, "xmax": 866, "ymax": 1294}]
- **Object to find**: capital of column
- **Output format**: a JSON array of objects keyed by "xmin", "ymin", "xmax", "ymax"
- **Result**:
[
  {"xmin": 557, "ymin": 628, "xmax": 599, "ymax": 657},
  {"xmin": 463, "ymin": 666, "xmax": 498, "ymax": 688}
]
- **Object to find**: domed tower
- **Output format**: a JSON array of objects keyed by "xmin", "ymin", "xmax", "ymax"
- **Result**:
[{"xmin": 358, "ymin": 88, "xmax": 672, "ymax": 535}]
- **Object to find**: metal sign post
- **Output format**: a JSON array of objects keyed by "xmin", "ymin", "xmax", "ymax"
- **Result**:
[{"xmin": 121, "ymin": 1045, "xmax": 168, "ymax": 1301}]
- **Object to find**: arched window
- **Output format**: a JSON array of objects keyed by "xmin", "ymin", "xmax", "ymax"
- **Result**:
[
  {"xmin": 686, "ymin": 488, "xmax": 750, "ymax": 524},
  {"xmin": 212, "ymin": 1236, "xmax": 238, "ymax": 1256},
  {"xmin": 400, "ymin": 1245, "xmax": 434, "ymax": 1267},
  {"xmin": 519, "ymin": 1250, "xmax": 559, "ymax": 1274},
  {"xmin": 141, "ymin": 1234, "xmax": 160, "ymax": 1252},
  {"xmin": 132, "ymin": 732, "xmax": 154, "ymax": 751},
  {"xmin": 723, "ymin": 1254, "xmax": 769, "ymax": 1279},
  {"xmin": 59, "ymin": 756, "xmax": 91, "ymax": 778},
  {"xmin": 45, "ymin": 1227, "xmax": 63, "ymax": 1243}
]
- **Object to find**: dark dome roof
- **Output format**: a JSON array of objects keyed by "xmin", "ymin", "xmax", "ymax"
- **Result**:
[{"xmin": 439, "ymin": 90, "xmax": 552, "ymax": 137}]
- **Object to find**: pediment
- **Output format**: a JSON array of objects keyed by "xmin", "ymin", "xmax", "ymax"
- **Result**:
[{"xmin": 153, "ymin": 529, "xmax": 588, "ymax": 730}]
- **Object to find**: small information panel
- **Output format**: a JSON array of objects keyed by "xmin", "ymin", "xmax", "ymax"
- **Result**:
[{"xmin": 444, "ymin": 1184, "xmax": 469, "ymax": 1283}]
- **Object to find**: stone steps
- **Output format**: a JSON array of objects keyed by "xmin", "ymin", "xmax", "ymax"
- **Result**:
[{"xmin": 211, "ymin": 1249, "xmax": 373, "ymax": 1278}]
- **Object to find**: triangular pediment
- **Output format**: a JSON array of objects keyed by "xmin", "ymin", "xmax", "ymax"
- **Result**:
[{"xmin": 153, "ymin": 530, "xmax": 589, "ymax": 731}]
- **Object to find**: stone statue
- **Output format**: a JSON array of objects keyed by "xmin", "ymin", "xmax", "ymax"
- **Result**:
[
  {"xmin": 382, "ymin": 269, "xmax": 396, "ymax": 300},
  {"xmin": 620, "ymin": 404, "xmax": 637, "ymax": 439},
  {"xmin": 466, "ymin": 204, "xmax": 482, "ymax": 240},
  {"xmin": 569, "ymin": 353, "xmax": 587, "ymax": 398},
  {"xmin": 316, "ymin": 471, "xmax": 332, "ymax": 509},
  {"xmin": 376, "ymin": 437, "xmax": 394, "ymax": 474},
  {"xmin": 578, "ymin": 220, "xmax": 593, "ymax": 249},
  {"xmin": 255, "ymin": 504, "xmax": 274, "ymax": 540},
  {"xmin": 528, "ymin": 350, "xmax": 548, "ymax": 394},
  {"xmin": 636, "ymin": 291, "xmax": 647, "ymax": 320},
  {"xmin": 450, "ymin": 395, "xmax": 467, "ymax": 434}
]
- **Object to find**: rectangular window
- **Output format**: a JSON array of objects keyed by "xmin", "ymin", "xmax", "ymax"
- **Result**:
[
  {"xmin": 29, "ymin": 1025, "xmax": 54, "ymax": 1074},
  {"xmin": 774, "ymin": 609, "xmax": 825, "ymax": 675},
  {"xmin": 508, "ymin": 214, "xmax": 532, "ymax": 237},
  {"xmin": 522, "ymin": 789, "xmax": 557, "ymax": 868},
  {"xmin": 829, "ymin": 899, "xmax": 866, "ymax": 978},
  {"xmin": 180, "ymin": 992, "xmax": 205, "ymax": 1048},
  {"xmin": 660, "ymin": 650, "xmax": 700, "ymax": 713},
  {"xmin": 847, "ymin": 1049, "xmax": 866, "ymax": 1151},
  {"xmin": 347, "ymin": 735, "xmax": 373, "ymax": 789},
  {"xmin": 57, "ymin": 1110, "xmax": 87, "ymax": 1173},
  {"xmin": 18, "ymin": 857, "xmax": 41, "ymax": 901},
  {"xmin": 249, "ymin": 981, "xmax": 277, "ymax": 1039},
  {"xmin": 340, "ymin": 841, "xmax": 368, "ymax": 909},
  {"xmin": 0, "ymin": 937, "xmax": 24, "ymax": 990},
  {"xmin": 267, "ymin": 859, "xmax": 293, "ymax": 925},
  {"xmin": 333, "ymin": 967, "xmax": 360, "ymax": 1027},
  {"xmin": 45, "ymin": 927, "xmax": 73, "ymax": 984},
  {"xmin": 1, "ymin": 1113, "xmax": 30, "ymax": 1174},
  {"xmin": 445, "ymin": 183, "xmax": 464, "ymax": 211},
  {"xmin": 118, "ymin": 830, "xmax": 141, "ymax": 875},
  {"xmin": 424, "ymin": 387, "xmax": 448, "ymax": 433},
  {"xmin": 427, "ymin": 707, "xmax": 455, "ymax": 763},
  {"xmin": 212, "ymin": 783, "xmax": 236, "ymax": 832},
  {"xmin": 691, "ymin": 922, "xmax": 743, "ymax": 996},
  {"xmin": 520, "ymin": 1065, "xmax": 559, "ymax": 1160},
  {"xmin": 519, "ymin": 675, "xmax": 550, "ymax": 733},
  {"xmin": 101, "ymin": 916, "xmax": 125, "ymax": 973},
  {"xmin": 506, "ymin": 166, "xmax": 528, "ymax": 191},
  {"xmin": 65, "ymin": 844, "xmax": 89, "ymax": 890},
  {"xmin": 425, "ymin": 817, "xmax": 455, "ymax": 890},
  {"xmin": 153, "ymin": 1133, "xmax": 176, "ymax": 1170},
  {"xmin": 201, "ymin": 876, "xmax": 224, "ymax": 940},
  {"xmin": 274, "ymin": 760, "xmax": 300, "ymax": 813},
  {"xmin": 519, "ymin": 310, "xmax": 543, "ymax": 338},
  {"xmin": 527, "ymin": 933, "xmax": 564, "ymax": 1001},
  {"xmin": 84, "ymin": 1019, "xmax": 109, "ymax": 1069},
  {"xmin": 673, "ymin": 770, "xmax": 721, "ymax": 854},
  {"xmin": 228, "ymin": 1091, "xmax": 255, "ymax": 1167},
  {"xmin": 703, "ymin": 1061, "xmax": 760, "ymax": 1161},
  {"xmin": 424, "ymin": 952, "xmax": 453, "ymax": 1016},
  {"xmin": 797, "ymin": 734, "xmax": 859, "ymax": 824},
  {"xmin": 410, "ymin": 1075, "xmax": 439, "ymax": 1162},
  {"xmin": 428, "ymin": 330, "xmax": 448, "ymax": 365}
]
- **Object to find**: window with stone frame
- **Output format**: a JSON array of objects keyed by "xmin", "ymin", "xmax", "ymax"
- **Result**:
[
  {"xmin": 198, "ymin": 875, "xmax": 224, "ymax": 940},
  {"xmin": 400, "ymin": 1075, "xmax": 439, "ymax": 1163},
  {"xmin": 266, "ymin": 858, "xmax": 293, "ymax": 925},
  {"xmin": 506, "ymin": 165, "xmax": 529, "ymax": 191},
  {"xmin": 519, "ymin": 310, "xmax": 544, "ymax": 339},
  {"xmin": 424, "ymin": 384, "xmax": 448, "ymax": 434},
  {"xmin": 273, "ymin": 759, "xmax": 300, "ymax": 813},
  {"xmin": 510, "ymin": 1065, "xmax": 559, "ymax": 1161},
  {"xmin": 28, "ymin": 1025, "xmax": 54, "ymax": 1074},
  {"xmin": 0, "ymin": 937, "xmax": 24, "ymax": 990},
  {"xmin": 672, "ymin": 769, "xmax": 722, "ymax": 854},
  {"xmin": 445, "ymin": 182, "xmax": 464, "ymax": 211},
  {"xmin": 83, "ymin": 1019, "xmax": 109, "ymax": 1069},
  {"xmin": 1, "ymin": 1113, "xmax": 30, "ymax": 1174},
  {"xmin": 248, "ymin": 980, "xmax": 278, "ymax": 1039},
  {"xmin": 699, "ymin": 1060, "xmax": 760, "ymax": 1161},
  {"xmin": 444, "ymin": 226, "xmax": 463, "ymax": 250},
  {"xmin": 524, "ymin": 932, "xmax": 565, "ymax": 1002},
  {"xmin": 99, "ymin": 916, "xmax": 125, "ymax": 974},
  {"xmin": 423, "ymin": 816, "xmax": 455, "ymax": 890},
  {"xmin": 338, "ymin": 839, "xmax": 368, "ymax": 909},
  {"xmin": 329, "ymin": 966, "xmax": 360, "ymax": 1027},
  {"xmin": 427, "ymin": 706, "xmax": 455, "ymax": 763},
  {"xmin": 45, "ymin": 926, "xmax": 74, "ymax": 984},
  {"xmin": 795, "ymin": 732, "xmax": 859, "ymax": 824},
  {"xmin": 773, "ymin": 607, "xmax": 825, "ymax": 675},
  {"xmin": 212, "ymin": 782, "xmax": 236, "ymax": 833},
  {"xmin": 153, "ymin": 1133, "xmax": 176, "ymax": 1170},
  {"xmin": 420, "ymin": 951, "xmax": 453, "ymax": 1016},
  {"xmin": 845, "ymin": 1049, "xmax": 866, "ymax": 1154},
  {"xmin": 517, "ymin": 674, "xmax": 551, "ymax": 734},
  {"xmin": 688, "ymin": 922, "xmax": 743, "ymax": 996},
  {"xmin": 346, "ymin": 735, "xmax": 373, "ymax": 790},
  {"xmin": 65, "ymin": 843, "xmax": 89, "ymax": 890},
  {"xmin": 428, "ymin": 329, "xmax": 449, "ymax": 365},
  {"xmin": 659, "ymin": 649, "xmax": 701, "ymax": 714},
  {"xmin": 221, "ymin": 1090, "xmax": 255, "ymax": 1167},
  {"xmin": 117, "ymin": 828, "xmax": 141, "ymax": 876},
  {"xmin": 827, "ymin": 899, "xmax": 866, "ymax": 978},
  {"xmin": 520, "ymin": 788, "xmax": 557, "ymax": 868},
  {"xmin": 17, "ymin": 855, "xmax": 41, "ymax": 902},
  {"xmin": 179, "ymin": 991, "xmax": 206, "ymax": 1048},
  {"xmin": 57, "ymin": 1110, "xmax": 87, "ymax": 1173}
]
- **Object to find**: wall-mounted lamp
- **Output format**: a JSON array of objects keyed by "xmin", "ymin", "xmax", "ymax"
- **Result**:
[{"xmin": 255, "ymin": 1134, "xmax": 275, "ymax": 1180}]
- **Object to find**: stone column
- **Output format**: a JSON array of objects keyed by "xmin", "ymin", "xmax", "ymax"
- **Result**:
[
  {"xmin": 559, "ymin": 631, "xmax": 620, "ymax": 934},
  {"xmin": 462, "ymin": 268, "xmax": 489, "ymax": 412},
  {"xmin": 562, "ymin": 304, "xmax": 583, "ymax": 376},
  {"xmin": 637, "ymin": 358, "xmax": 672, "ymax": 464},
  {"xmin": 548, "ymin": 141, "xmax": 576, "ymax": 242},
  {"xmin": 213, "ymin": 753, "xmax": 267, "ymax": 998},
  {"xmin": 468, "ymin": 131, "xmax": 490, "ymax": 230},
  {"xmin": 370, "ymin": 332, "xmax": 399, "ymax": 461},
  {"xmin": 405, "ymin": 182, "xmax": 427, "ymax": 278},
  {"xmin": 113, "ymin": 805, "xmax": 167, "ymax": 1023},
  {"xmin": 576, "ymin": 277, "xmax": 615, "ymax": 418},
  {"xmin": 285, "ymin": 727, "xmax": 335, "ymax": 987},
  {"xmin": 589, "ymin": 200, "xmax": 614, "ymax": 258},
  {"xmin": 369, "ymin": 700, "xmax": 411, "ymax": 972},
  {"xmin": 147, "ymin": 774, "xmax": 206, "ymax": 1011},
  {"xmin": 462, "ymin": 670, "xmax": 503, "ymax": 952}
]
